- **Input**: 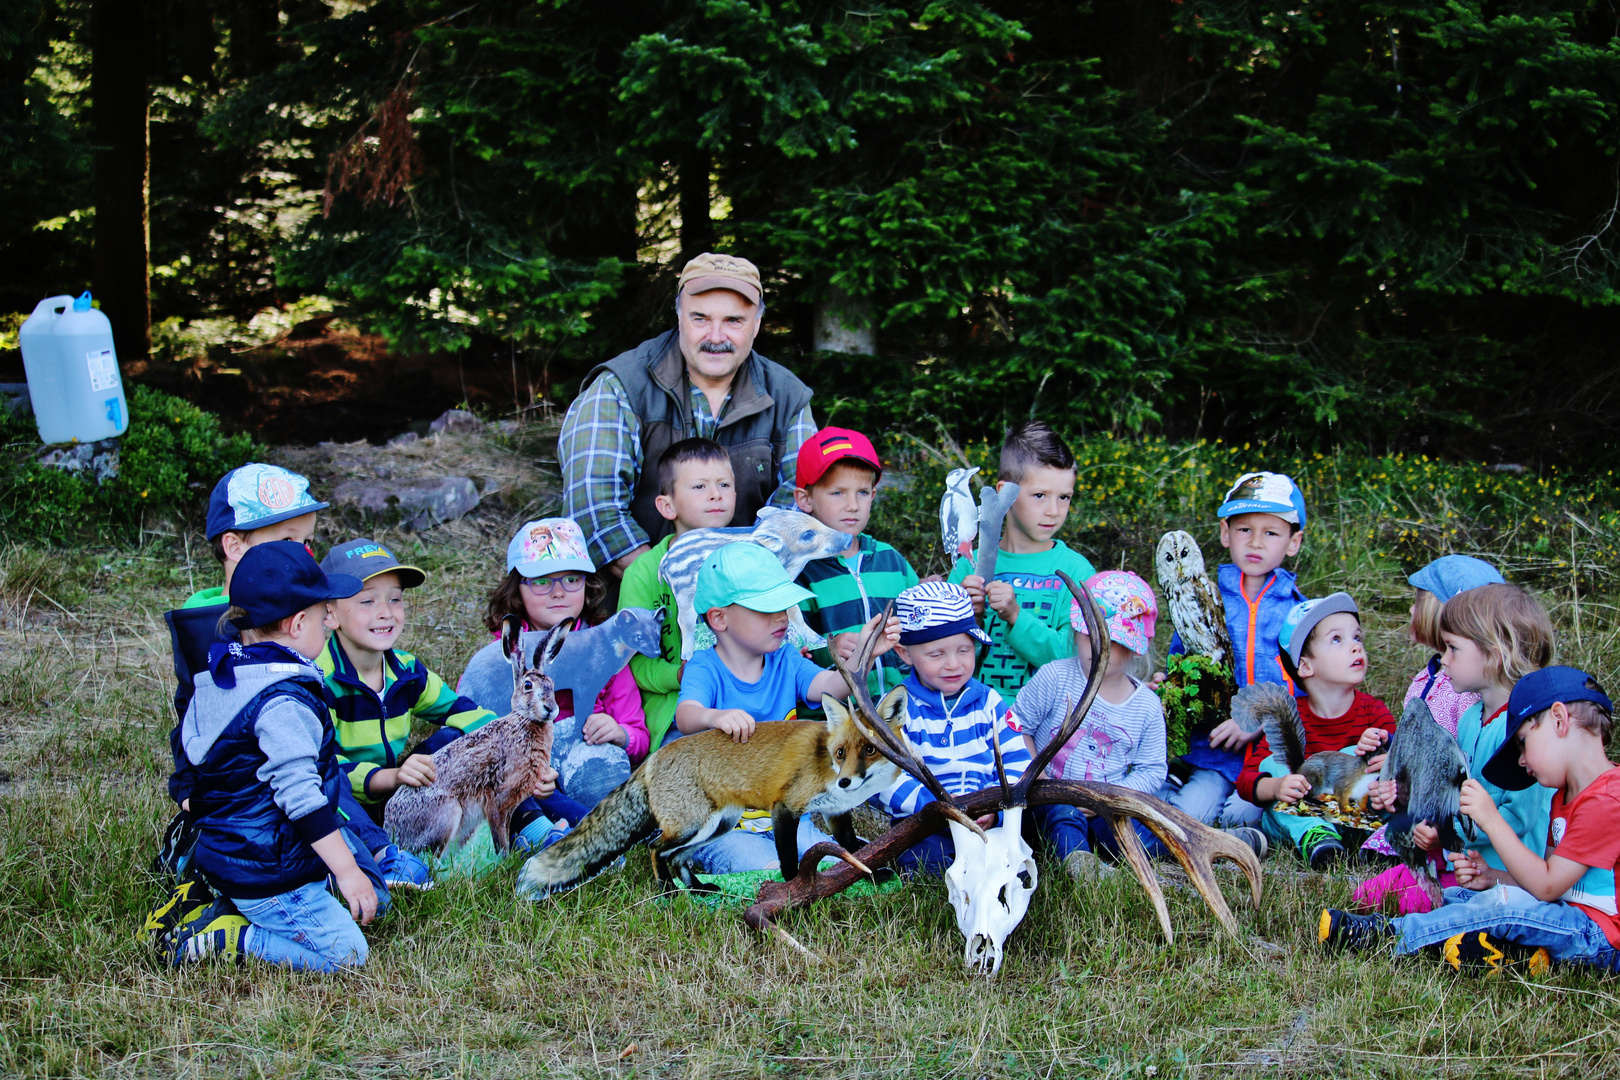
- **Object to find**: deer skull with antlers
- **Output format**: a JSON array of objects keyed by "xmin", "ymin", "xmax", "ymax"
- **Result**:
[{"xmin": 744, "ymin": 572, "xmax": 1264, "ymax": 970}]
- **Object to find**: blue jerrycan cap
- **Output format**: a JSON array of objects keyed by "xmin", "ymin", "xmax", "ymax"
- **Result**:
[{"xmin": 73, "ymin": 291, "xmax": 93, "ymax": 311}]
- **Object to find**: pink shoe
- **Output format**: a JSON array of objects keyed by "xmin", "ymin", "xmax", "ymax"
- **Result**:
[{"xmin": 1352, "ymin": 863, "xmax": 1439, "ymax": 916}]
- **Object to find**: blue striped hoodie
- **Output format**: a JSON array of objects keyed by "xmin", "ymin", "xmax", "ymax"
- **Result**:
[{"xmin": 876, "ymin": 671, "xmax": 1031, "ymax": 817}]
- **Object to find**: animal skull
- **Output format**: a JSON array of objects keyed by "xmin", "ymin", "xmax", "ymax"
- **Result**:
[{"xmin": 944, "ymin": 807, "xmax": 1038, "ymax": 975}]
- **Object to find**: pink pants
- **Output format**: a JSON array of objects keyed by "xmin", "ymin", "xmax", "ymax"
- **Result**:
[{"xmin": 1351, "ymin": 862, "xmax": 1458, "ymax": 916}]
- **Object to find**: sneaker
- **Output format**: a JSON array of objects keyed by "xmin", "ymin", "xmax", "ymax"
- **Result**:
[
  {"xmin": 1226, "ymin": 826, "xmax": 1270, "ymax": 861},
  {"xmin": 1439, "ymin": 931, "xmax": 1552, "ymax": 978},
  {"xmin": 1318, "ymin": 908, "xmax": 1394, "ymax": 951},
  {"xmin": 1063, "ymin": 849, "xmax": 1116, "ymax": 881},
  {"xmin": 512, "ymin": 815, "xmax": 558, "ymax": 853},
  {"xmin": 1308, "ymin": 838, "xmax": 1346, "ymax": 872},
  {"xmin": 168, "ymin": 896, "xmax": 250, "ymax": 967},
  {"xmin": 378, "ymin": 845, "xmax": 434, "ymax": 891},
  {"xmin": 140, "ymin": 872, "xmax": 214, "ymax": 949}
]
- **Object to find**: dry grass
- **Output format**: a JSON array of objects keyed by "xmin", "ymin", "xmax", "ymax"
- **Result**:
[{"xmin": 2, "ymin": 427, "xmax": 1619, "ymax": 1077}]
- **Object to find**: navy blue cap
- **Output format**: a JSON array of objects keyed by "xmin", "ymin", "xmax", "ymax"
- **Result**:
[
  {"xmin": 230, "ymin": 540, "xmax": 361, "ymax": 630},
  {"xmin": 1483, "ymin": 666, "xmax": 1613, "ymax": 790},
  {"xmin": 1408, "ymin": 555, "xmax": 1504, "ymax": 602},
  {"xmin": 206, "ymin": 463, "xmax": 328, "ymax": 541}
]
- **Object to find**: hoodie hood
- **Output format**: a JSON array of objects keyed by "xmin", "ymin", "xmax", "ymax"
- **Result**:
[{"xmin": 181, "ymin": 644, "xmax": 323, "ymax": 766}]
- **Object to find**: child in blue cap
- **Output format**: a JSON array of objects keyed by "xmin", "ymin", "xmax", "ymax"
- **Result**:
[
  {"xmin": 185, "ymin": 463, "xmax": 329, "ymax": 609},
  {"xmin": 1322, "ymin": 667, "xmax": 1620, "ymax": 977},
  {"xmin": 168, "ymin": 541, "xmax": 389, "ymax": 970}
]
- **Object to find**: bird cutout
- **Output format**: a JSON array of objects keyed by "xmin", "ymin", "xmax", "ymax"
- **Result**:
[
  {"xmin": 974, "ymin": 482, "xmax": 1020, "ymax": 584},
  {"xmin": 940, "ymin": 466, "xmax": 981, "ymax": 563},
  {"xmin": 1153, "ymin": 530, "xmax": 1235, "ymax": 753}
]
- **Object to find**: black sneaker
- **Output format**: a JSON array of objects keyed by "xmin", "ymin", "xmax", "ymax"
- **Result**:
[
  {"xmin": 1439, "ymin": 931, "xmax": 1552, "ymax": 978},
  {"xmin": 139, "ymin": 870, "xmax": 214, "ymax": 951},
  {"xmin": 1225, "ymin": 826, "xmax": 1270, "ymax": 861},
  {"xmin": 1318, "ymin": 908, "xmax": 1394, "ymax": 951},
  {"xmin": 1308, "ymin": 838, "xmax": 1346, "ymax": 871}
]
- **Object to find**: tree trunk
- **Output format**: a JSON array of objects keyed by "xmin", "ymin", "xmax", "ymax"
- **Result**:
[
  {"xmin": 679, "ymin": 150, "xmax": 714, "ymax": 264},
  {"xmin": 813, "ymin": 285, "xmax": 876, "ymax": 355},
  {"xmin": 91, "ymin": 0, "xmax": 151, "ymax": 363}
]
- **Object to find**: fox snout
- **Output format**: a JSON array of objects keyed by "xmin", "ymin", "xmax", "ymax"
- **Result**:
[{"xmin": 838, "ymin": 776, "xmax": 852, "ymax": 789}]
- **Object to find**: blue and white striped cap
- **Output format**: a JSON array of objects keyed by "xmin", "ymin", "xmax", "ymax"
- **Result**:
[{"xmin": 895, "ymin": 581, "xmax": 992, "ymax": 646}]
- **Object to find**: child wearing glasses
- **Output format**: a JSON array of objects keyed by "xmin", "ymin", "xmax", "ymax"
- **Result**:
[{"xmin": 475, "ymin": 518, "xmax": 650, "ymax": 838}]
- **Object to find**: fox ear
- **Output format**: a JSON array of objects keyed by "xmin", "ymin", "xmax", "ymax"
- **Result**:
[
  {"xmin": 821, "ymin": 694, "xmax": 849, "ymax": 733},
  {"xmin": 875, "ymin": 685, "xmax": 908, "ymax": 733}
]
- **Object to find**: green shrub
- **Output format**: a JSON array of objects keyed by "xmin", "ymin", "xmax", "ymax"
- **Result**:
[{"xmin": 0, "ymin": 385, "xmax": 257, "ymax": 544}]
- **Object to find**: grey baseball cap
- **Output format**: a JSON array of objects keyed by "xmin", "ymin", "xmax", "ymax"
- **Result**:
[
  {"xmin": 319, "ymin": 538, "xmax": 426, "ymax": 589},
  {"xmin": 1278, "ymin": 592, "xmax": 1359, "ymax": 668}
]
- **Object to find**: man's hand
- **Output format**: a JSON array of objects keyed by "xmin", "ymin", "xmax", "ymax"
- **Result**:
[
  {"xmin": 582, "ymin": 711, "xmax": 629, "ymax": 748},
  {"xmin": 532, "ymin": 764, "xmax": 559, "ymax": 799},
  {"xmin": 1207, "ymin": 717, "xmax": 1262, "ymax": 751},
  {"xmin": 708, "ymin": 709, "xmax": 757, "ymax": 743},
  {"xmin": 609, "ymin": 544, "xmax": 653, "ymax": 579},
  {"xmin": 960, "ymin": 574, "xmax": 987, "ymax": 618},
  {"xmin": 1458, "ymin": 778, "xmax": 1505, "ymax": 832},
  {"xmin": 1356, "ymin": 727, "xmax": 1390, "ymax": 755},
  {"xmin": 1412, "ymin": 821, "xmax": 1441, "ymax": 851},
  {"xmin": 985, "ymin": 580, "xmax": 1019, "ymax": 625},
  {"xmin": 1275, "ymin": 773, "xmax": 1311, "ymax": 804},
  {"xmin": 396, "ymin": 755, "xmax": 437, "ymax": 788}
]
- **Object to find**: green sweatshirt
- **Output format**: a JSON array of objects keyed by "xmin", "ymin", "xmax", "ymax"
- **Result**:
[
  {"xmin": 947, "ymin": 539, "xmax": 1098, "ymax": 699},
  {"xmin": 619, "ymin": 534, "xmax": 683, "ymax": 749}
]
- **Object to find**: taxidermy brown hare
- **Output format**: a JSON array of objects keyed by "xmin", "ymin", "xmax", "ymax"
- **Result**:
[{"xmin": 384, "ymin": 617, "xmax": 567, "ymax": 856}]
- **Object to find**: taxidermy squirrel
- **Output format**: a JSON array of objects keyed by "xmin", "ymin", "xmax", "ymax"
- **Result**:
[
  {"xmin": 1379, "ymin": 694, "xmax": 1475, "ymax": 894},
  {"xmin": 384, "ymin": 617, "xmax": 566, "ymax": 856},
  {"xmin": 515, "ymin": 687, "xmax": 907, "ymax": 899},
  {"xmin": 1230, "ymin": 682, "xmax": 1376, "ymax": 810}
]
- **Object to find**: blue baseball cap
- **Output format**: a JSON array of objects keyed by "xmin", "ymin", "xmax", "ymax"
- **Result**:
[
  {"xmin": 1408, "ymin": 555, "xmax": 1504, "ymax": 602},
  {"xmin": 1278, "ymin": 592, "xmax": 1359, "ymax": 668},
  {"xmin": 206, "ymin": 463, "xmax": 328, "ymax": 541},
  {"xmin": 1218, "ymin": 471, "xmax": 1307, "ymax": 528},
  {"xmin": 895, "ymin": 581, "xmax": 992, "ymax": 646},
  {"xmin": 230, "ymin": 540, "xmax": 361, "ymax": 629},
  {"xmin": 1483, "ymin": 666, "xmax": 1614, "ymax": 790}
]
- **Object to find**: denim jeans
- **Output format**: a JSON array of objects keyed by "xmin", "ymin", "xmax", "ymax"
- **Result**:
[
  {"xmin": 233, "ymin": 881, "xmax": 370, "ymax": 971},
  {"xmin": 1163, "ymin": 769, "xmax": 1262, "ymax": 828},
  {"xmin": 692, "ymin": 817, "xmax": 837, "ymax": 875},
  {"xmin": 1030, "ymin": 802, "xmax": 1164, "ymax": 860},
  {"xmin": 1394, "ymin": 884, "xmax": 1620, "ymax": 968}
]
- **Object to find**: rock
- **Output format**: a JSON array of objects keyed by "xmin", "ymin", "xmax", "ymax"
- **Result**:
[
  {"xmin": 493, "ymin": 420, "xmax": 521, "ymax": 436},
  {"xmin": 37, "ymin": 438, "xmax": 120, "ymax": 483},
  {"xmin": 429, "ymin": 408, "xmax": 482, "ymax": 435},
  {"xmin": 0, "ymin": 383, "xmax": 31, "ymax": 416},
  {"xmin": 386, "ymin": 431, "xmax": 420, "ymax": 448},
  {"xmin": 331, "ymin": 476, "xmax": 481, "ymax": 530}
]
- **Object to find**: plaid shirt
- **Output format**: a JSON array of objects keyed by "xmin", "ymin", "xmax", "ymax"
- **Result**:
[{"xmin": 560, "ymin": 367, "xmax": 817, "ymax": 567}]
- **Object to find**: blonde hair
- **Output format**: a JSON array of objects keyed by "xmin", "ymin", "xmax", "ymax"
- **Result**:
[
  {"xmin": 1438, "ymin": 583, "xmax": 1554, "ymax": 687},
  {"xmin": 1409, "ymin": 588, "xmax": 1446, "ymax": 652}
]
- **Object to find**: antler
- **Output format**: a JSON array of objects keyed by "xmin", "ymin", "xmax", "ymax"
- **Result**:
[
  {"xmin": 1007, "ymin": 571, "xmax": 1108, "ymax": 805},
  {"xmin": 831, "ymin": 602, "xmax": 987, "ymax": 840}
]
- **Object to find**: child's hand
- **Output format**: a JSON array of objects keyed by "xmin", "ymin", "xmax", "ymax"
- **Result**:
[
  {"xmin": 1412, "ymin": 821, "xmax": 1441, "ymax": 851},
  {"xmin": 1275, "ymin": 773, "xmax": 1311, "ymax": 804},
  {"xmin": 1369, "ymin": 777, "xmax": 1398, "ymax": 811},
  {"xmin": 582, "ymin": 712, "xmax": 629, "ymax": 748},
  {"xmin": 396, "ymin": 755, "xmax": 437, "ymax": 788},
  {"xmin": 336, "ymin": 868, "xmax": 379, "ymax": 925},
  {"xmin": 1458, "ymin": 778, "xmax": 1503, "ymax": 830},
  {"xmin": 1448, "ymin": 849, "xmax": 1493, "ymax": 890},
  {"xmin": 532, "ymin": 764, "xmax": 559, "ymax": 799},
  {"xmin": 831, "ymin": 631, "xmax": 861, "ymax": 663},
  {"xmin": 709, "ymin": 709, "xmax": 757, "ymax": 743},
  {"xmin": 1356, "ymin": 728, "xmax": 1389, "ymax": 755},
  {"xmin": 1207, "ymin": 718, "xmax": 1261, "ymax": 751},
  {"xmin": 975, "ymin": 813, "xmax": 999, "ymax": 828},
  {"xmin": 1364, "ymin": 752, "xmax": 1388, "ymax": 774},
  {"xmin": 960, "ymin": 574, "xmax": 987, "ymax": 618},
  {"xmin": 985, "ymin": 580, "xmax": 1019, "ymax": 625}
]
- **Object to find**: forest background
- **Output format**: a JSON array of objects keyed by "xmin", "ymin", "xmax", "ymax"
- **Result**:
[{"xmin": 4, "ymin": 0, "xmax": 1620, "ymax": 469}]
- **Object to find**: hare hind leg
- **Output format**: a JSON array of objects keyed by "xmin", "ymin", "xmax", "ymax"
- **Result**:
[{"xmin": 386, "ymin": 790, "xmax": 463, "ymax": 856}]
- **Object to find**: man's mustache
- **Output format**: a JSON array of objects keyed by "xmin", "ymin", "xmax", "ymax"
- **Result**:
[{"xmin": 698, "ymin": 341, "xmax": 735, "ymax": 354}]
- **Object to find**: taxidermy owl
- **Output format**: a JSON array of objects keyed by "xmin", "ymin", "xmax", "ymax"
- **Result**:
[
  {"xmin": 940, "ymin": 467, "xmax": 981, "ymax": 562},
  {"xmin": 1154, "ymin": 530, "xmax": 1231, "ymax": 669}
]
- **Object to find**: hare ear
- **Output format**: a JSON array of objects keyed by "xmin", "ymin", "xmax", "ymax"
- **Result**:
[
  {"xmin": 500, "ymin": 615, "xmax": 523, "ymax": 660},
  {"xmin": 535, "ymin": 618, "xmax": 570, "ymax": 669}
]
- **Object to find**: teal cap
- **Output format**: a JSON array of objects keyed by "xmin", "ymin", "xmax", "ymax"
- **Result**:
[{"xmin": 694, "ymin": 543, "xmax": 815, "ymax": 616}]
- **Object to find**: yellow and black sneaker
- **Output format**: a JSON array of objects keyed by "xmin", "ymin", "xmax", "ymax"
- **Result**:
[
  {"xmin": 1318, "ymin": 908, "xmax": 1394, "ymax": 951},
  {"xmin": 139, "ymin": 871, "xmax": 214, "ymax": 952},
  {"xmin": 1438, "ymin": 931, "xmax": 1552, "ymax": 978},
  {"xmin": 168, "ymin": 896, "xmax": 250, "ymax": 967}
]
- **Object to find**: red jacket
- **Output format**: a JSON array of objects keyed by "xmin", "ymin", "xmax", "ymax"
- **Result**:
[{"xmin": 1235, "ymin": 690, "xmax": 1395, "ymax": 804}]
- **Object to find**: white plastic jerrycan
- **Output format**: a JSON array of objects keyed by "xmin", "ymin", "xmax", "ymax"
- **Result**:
[{"xmin": 29, "ymin": 291, "xmax": 130, "ymax": 444}]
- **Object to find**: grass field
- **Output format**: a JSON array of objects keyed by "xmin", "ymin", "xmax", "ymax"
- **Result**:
[{"xmin": 2, "ymin": 424, "xmax": 1619, "ymax": 1078}]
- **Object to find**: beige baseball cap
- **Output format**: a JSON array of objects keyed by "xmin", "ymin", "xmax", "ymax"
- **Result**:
[{"xmin": 677, "ymin": 252, "xmax": 762, "ymax": 306}]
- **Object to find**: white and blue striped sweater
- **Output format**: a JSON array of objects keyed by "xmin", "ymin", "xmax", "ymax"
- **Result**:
[{"xmin": 876, "ymin": 673, "xmax": 1031, "ymax": 818}]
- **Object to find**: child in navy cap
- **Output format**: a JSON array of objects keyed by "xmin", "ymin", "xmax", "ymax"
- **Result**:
[
  {"xmin": 165, "ymin": 541, "xmax": 389, "ymax": 970},
  {"xmin": 1322, "ymin": 667, "xmax": 1620, "ymax": 977}
]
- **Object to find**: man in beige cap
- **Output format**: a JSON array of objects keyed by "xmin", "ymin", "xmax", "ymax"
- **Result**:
[{"xmin": 559, "ymin": 253, "xmax": 817, "ymax": 576}]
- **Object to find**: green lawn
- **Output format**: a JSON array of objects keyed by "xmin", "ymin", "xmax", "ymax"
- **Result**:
[{"xmin": 2, "ymin": 428, "xmax": 1618, "ymax": 1077}]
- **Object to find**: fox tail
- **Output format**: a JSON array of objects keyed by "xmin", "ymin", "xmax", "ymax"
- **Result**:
[{"xmin": 514, "ymin": 777, "xmax": 655, "ymax": 900}]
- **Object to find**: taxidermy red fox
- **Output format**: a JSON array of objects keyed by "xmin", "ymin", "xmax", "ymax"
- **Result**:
[{"xmin": 514, "ymin": 687, "xmax": 907, "ymax": 899}]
